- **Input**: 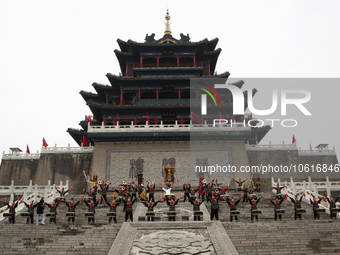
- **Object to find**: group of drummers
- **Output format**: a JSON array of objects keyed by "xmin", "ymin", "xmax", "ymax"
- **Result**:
[{"xmin": 1, "ymin": 178, "xmax": 339, "ymax": 224}]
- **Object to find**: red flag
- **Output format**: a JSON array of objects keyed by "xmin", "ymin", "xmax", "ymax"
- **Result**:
[
  {"xmin": 117, "ymin": 113, "xmax": 119, "ymax": 126},
  {"xmin": 43, "ymin": 137, "xmax": 48, "ymax": 148},
  {"xmin": 26, "ymin": 145, "xmax": 30, "ymax": 154},
  {"xmin": 292, "ymin": 134, "xmax": 296, "ymax": 144},
  {"xmin": 255, "ymin": 134, "xmax": 258, "ymax": 144},
  {"xmin": 191, "ymin": 112, "xmax": 201, "ymax": 123},
  {"xmin": 87, "ymin": 116, "xmax": 92, "ymax": 126},
  {"xmin": 147, "ymin": 112, "xmax": 150, "ymax": 125},
  {"xmin": 82, "ymin": 135, "xmax": 89, "ymax": 147}
]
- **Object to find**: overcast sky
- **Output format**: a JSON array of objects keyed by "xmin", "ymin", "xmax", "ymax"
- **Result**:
[{"xmin": 0, "ymin": 1, "xmax": 339, "ymax": 160}]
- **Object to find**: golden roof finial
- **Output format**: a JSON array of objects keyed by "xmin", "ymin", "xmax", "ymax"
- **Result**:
[{"xmin": 164, "ymin": 9, "xmax": 172, "ymax": 35}]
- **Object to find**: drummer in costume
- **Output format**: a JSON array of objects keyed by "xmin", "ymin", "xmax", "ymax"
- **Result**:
[
  {"xmin": 65, "ymin": 199, "xmax": 80, "ymax": 223},
  {"xmin": 130, "ymin": 183, "xmax": 138, "ymax": 201},
  {"xmin": 55, "ymin": 186, "xmax": 72, "ymax": 203},
  {"xmin": 83, "ymin": 187, "xmax": 97, "ymax": 202},
  {"xmin": 207, "ymin": 195, "xmax": 223, "ymax": 220},
  {"xmin": 310, "ymin": 195, "xmax": 323, "ymax": 220},
  {"xmin": 272, "ymin": 184, "xmax": 286, "ymax": 197},
  {"xmin": 183, "ymin": 183, "xmax": 191, "ymax": 202},
  {"xmin": 106, "ymin": 199, "xmax": 121, "ymax": 223},
  {"xmin": 84, "ymin": 199, "xmax": 99, "ymax": 223},
  {"xmin": 23, "ymin": 200, "xmax": 37, "ymax": 224},
  {"xmin": 99, "ymin": 181, "xmax": 111, "ymax": 204},
  {"xmin": 190, "ymin": 187, "xmax": 200, "ymax": 200},
  {"xmin": 45, "ymin": 200, "xmax": 59, "ymax": 223},
  {"xmin": 147, "ymin": 181, "xmax": 156, "ymax": 203},
  {"xmin": 232, "ymin": 178, "xmax": 247, "ymax": 191},
  {"xmin": 226, "ymin": 197, "xmax": 241, "ymax": 222},
  {"xmin": 4, "ymin": 200, "xmax": 19, "ymax": 224},
  {"xmin": 142, "ymin": 200, "xmax": 160, "ymax": 221},
  {"xmin": 269, "ymin": 196, "xmax": 287, "ymax": 221},
  {"xmin": 190, "ymin": 197, "xmax": 204, "ymax": 221},
  {"xmin": 242, "ymin": 185, "xmax": 249, "ymax": 202},
  {"xmin": 159, "ymin": 183, "xmax": 174, "ymax": 202},
  {"xmin": 206, "ymin": 184, "xmax": 213, "ymax": 202},
  {"xmin": 325, "ymin": 195, "xmax": 340, "ymax": 219},
  {"xmin": 122, "ymin": 197, "xmax": 137, "ymax": 222},
  {"xmin": 166, "ymin": 197, "xmax": 181, "ymax": 221},
  {"xmin": 248, "ymin": 195, "xmax": 262, "ymax": 221},
  {"xmin": 289, "ymin": 194, "xmax": 305, "ymax": 220}
]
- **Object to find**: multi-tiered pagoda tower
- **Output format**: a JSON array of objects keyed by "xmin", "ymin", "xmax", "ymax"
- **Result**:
[{"xmin": 67, "ymin": 10, "xmax": 270, "ymax": 186}]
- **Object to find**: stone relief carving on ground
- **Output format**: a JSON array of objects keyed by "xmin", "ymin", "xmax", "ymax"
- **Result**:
[{"xmin": 130, "ymin": 229, "xmax": 216, "ymax": 255}]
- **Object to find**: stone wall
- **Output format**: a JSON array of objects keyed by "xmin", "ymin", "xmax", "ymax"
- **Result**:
[
  {"xmin": 91, "ymin": 141, "xmax": 250, "ymax": 188},
  {"xmin": 0, "ymin": 153, "xmax": 92, "ymax": 193}
]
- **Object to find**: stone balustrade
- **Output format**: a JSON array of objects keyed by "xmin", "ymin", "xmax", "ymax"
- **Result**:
[{"xmin": 0, "ymin": 180, "xmax": 69, "ymax": 222}]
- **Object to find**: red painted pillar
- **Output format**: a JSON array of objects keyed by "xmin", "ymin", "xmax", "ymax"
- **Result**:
[
  {"xmin": 178, "ymin": 88, "xmax": 181, "ymax": 99},
  {"xmin": 208, "ymin": 62, "xmax": 211, "ymax": 75},
  {"xmin": 120, "ymin": 89, "xmax": 124, "ymax": 105},
  {"xmin": 126, "ymin": 63, "xmax": 129, "ymax": 76},
  {"xmin": 103, "ymin": 118, "xmax": 107, "ymax": 126},
  {"xmin": 140, "ymin": 55, "xmax": 143, "ymax": 67},
  {"xmin": 138, "ymin": 89, "xmax": 141, "ymax": 99},
  {"xmin": 193, "ymin": 54, "xmax": 196, "ymax": 67},
  {"xmin": 177, "ymin": 54, "xmax": 179, "ymax": 67},
  {"xmin": 157, "ymin": 55, "xmax": 159, "ymax": 67},
  {"xmin": 156, "ymin": 89, "xmax": 159, "ymax": 99},
  {"xmin": 154, "ymin": 117, "xmax": 158, "ymax": 125}
]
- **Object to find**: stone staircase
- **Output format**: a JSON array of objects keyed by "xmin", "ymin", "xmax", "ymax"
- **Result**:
[
  {"xmin": 0, "ymin": 190, "xmax": 340, "ymax": 254},
  {"xmin": 0, "ymin": 193, "xmax": 132, "ymax": 255}
]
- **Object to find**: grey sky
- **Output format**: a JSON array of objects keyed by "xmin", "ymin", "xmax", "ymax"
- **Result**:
[{"xmin": 0, "ymin": 1, "xmax": 339, "ymax": 159}]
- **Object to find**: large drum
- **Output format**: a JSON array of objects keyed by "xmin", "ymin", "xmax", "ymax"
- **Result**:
[
  {"xmin": 21, "ymin": 212, "xmax": 30, "ymax": 218},
  {"xmin": 252, "ymin": 210, "xmax": 262, "ymax": 215},
  {"xmin": 85, "ymin": 212, "xmax": 94, "ymax": 218},
  {"xmin": 46, "ymin": 213, "xmax": 56, "ymax": 218},
  {"xmin": 3, "ymin": 213, "xmax": 13, "ymax": 218},
  {"xmin": 276, "ymin": 209, "xmax": 285, "ymax": 215},
  {"xmin": 237, "ymin": 188, "xmax": 242, "ymax": 192},
  {"xmin": 107, "ymin": 212, "xmax": 116, "ymax": 217},
  {"xmin": 332, "ymin": 208, "xmax": 340, "ymax": 213},
  {"xmin": 146, "ymin": 212, "xmax": 155, "ymax": 217},
  {"xmin": 296, "ymin": 208, "xmax": 306, "ymax": 214},
  {"xmin": 190, "ymin": 196, "xmax": 197, "ymax": 200},
  {"xmin": 194, "ymin": 211, "xmax": 203, "ymax": 216},
  {"xmin": 230, "ymin": 210, "xmax": 240, "ymax": 216},
  {"xmin": 276, "ymin": 194, "xmax": 283, "ymax": 199},
  {"xmin": 316, "ymin": 208, "xmax": 326, "ymax": 214},
  {"xmin": 66, "ymin": 212, "xmax": 75, "ymax": 218},
  {"xmin": 220, "ymin": 194, "xmax": 230, "ymax": 201},
  {"xmin": 165, "ymin": 194, "xmax": 175, "ymax": 202}
]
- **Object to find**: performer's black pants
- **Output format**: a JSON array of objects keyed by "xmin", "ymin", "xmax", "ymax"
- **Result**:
[
  {"xmin": 230, "ymin": 210, "xmax": 238, "ymax": 222},
  {"xmin": 147, "ymin": 217, "xmax": 154, "ymax": 221},
  {"xmin": 183, "ymin": 193, "xmax": 190, "ymax": 202},
  {"xmin": 206, "ymin": 193, "xmax": 212, "ymax": 201},
  {"xmin": 251, "ymin": 212, "xmax": 258, "ymax": 221},
  {"xmin": 27, "ymin": 214, "xmax": 34, "ymax": 224},
  {"xmin": 313, "ymin": 209, "xmax": 320, "ymax": 220},
  {"xmin": 109, "ymin": 216, "xmax": 117, "ymax": 223},
  {"xmin": 88, "ymin": 216, "xmax": 94, "ymax": 223},
  {"xmin": 274, "ymin": 210, "xmax": 282, "ymax": 221},
  {"xmin": 68, "ymin": 217, "xmax": 75, "ymax": 223},
  {"xmin": 148, "ymin": 194, "xmax": 155, "ymax": 203},
  {"xmin": 211, "ymin": 209, "xmax": 218, "ymax": 220},
  {"xmin": 9, "ymin": 215, "xmax": 15, "ymax": 224},
  {"xmin": 294, "ymin": 209, "xmax": 302, "ymax": 220},
  {"xmin": 49, "ymin": 216, "xmax": 57, "ymax": 223},
  {"xmin": 194, "ymin": 216, "xmax": 201, "ymax": 221},
  {"xmin": 101, "ymin": 194, "xmax": 107, "ymax": 203},
  {"xmin": 125, "ymin": 211, "xmax": 133, "ymax": 222}
]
